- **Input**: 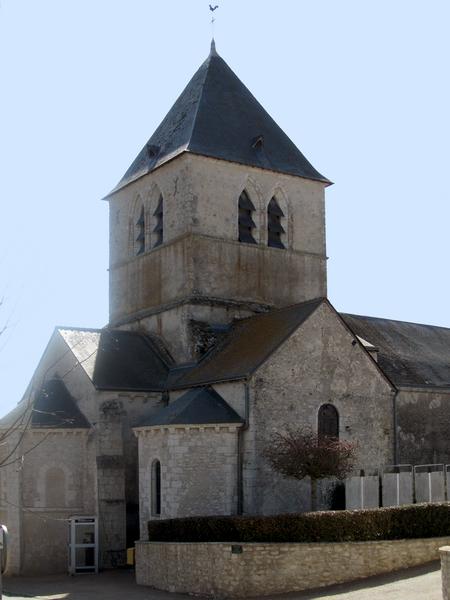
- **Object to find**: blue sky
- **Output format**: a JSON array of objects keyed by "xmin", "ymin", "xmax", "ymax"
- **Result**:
[{"xmin": 1, "ymin": 1, "xmax": 449, "ymax": 415}]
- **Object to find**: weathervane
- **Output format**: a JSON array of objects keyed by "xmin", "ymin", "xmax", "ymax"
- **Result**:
[{"xmin": 209, "ymin": 4, "xmax": 219, "ymax": 39}]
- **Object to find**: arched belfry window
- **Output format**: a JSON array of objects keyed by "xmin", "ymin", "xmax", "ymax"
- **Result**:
[
  {"xmin": 151, "ymin": 459, "xmax": 161, "ymax": 516},
  {"xmin": 238, "ymin": 191, "xmax": 257, "ymax": 244},
  {"xmin": 267, "ymin": 197, "xmax": 285, "ymax": 249},
  {"xmin": 135, "ymin": 206, "xmax": 145, "ymax": 255},
  {"xmin": 318, "ymin": 404, "xmax": 339, "ymax": 439},
  {"xmin": 153, "ymin": 195, "xmax": 163, "ymax": 248}
]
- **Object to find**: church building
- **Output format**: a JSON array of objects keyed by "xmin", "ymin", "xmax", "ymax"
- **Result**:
[{"xmin": 1, "ymin": 41, "xmax": 449, "ymax": 575}]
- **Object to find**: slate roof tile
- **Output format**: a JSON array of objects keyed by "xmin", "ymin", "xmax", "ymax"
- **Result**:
[
  {"xmin": 138, "ymin": 387, "xmax": 243, "ymax": 427},
  {"xmin": 341, "ymin": 313, "xmax": 450, "ymax": 389},
  {"xmin": 58, "ymin": 327, "xmax": 172, "ymax": 391},
  {"xmin": 31, "ymin": 379, "xmax": 90, "ymax": 429},
  {"xmin": 108, "ymin": 43, "xmax": 329, "ymax": 196},
  {"xmin": 170, "ymin": 298, "xmax": 324, "ymax": 388}
]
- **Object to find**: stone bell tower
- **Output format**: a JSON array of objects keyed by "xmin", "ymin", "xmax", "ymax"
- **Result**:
[{"xmin": 105, "ymin": 41, "xmax": 331, "ymax": 362}]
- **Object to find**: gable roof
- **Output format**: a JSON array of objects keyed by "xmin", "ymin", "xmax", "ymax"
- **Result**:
[
  {"xmin": 138, "ymin": 387, "xmax": 244, "ymax": 427},
  {"xmin": 58, "ymin": 327, "xmax": 172, "ymax": 392},
  {"xmin": 0, "ymin": 379, "xmax": 91, "ymax": 430},
  {"xmin": 170, "ymin": 298, "xmax": 324, "ymax": 389},
  {"xmin": 341, "ymin": 313, "xmax": 450, "ymax": 389},
  {"xmin": 108, "ymin": 42, "xmax": 330, "ymax": 196},
  {"xmin": 31, "ymin": 378, "xmax": 90, "ymax": 429}
]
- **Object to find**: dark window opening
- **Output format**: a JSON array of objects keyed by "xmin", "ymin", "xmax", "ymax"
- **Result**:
[
  {"xmin": 153, "ymin": 195, "xmax": 163, "ymax": 247},
  {"xmin": 152, "ymin": 459, "xmax": 161, "ymax": 516},
  {"xmin": 318, "ymin": 403, "xmax": 339, "ymax": 439},
  {"xmin": 126, "ymin": 502, "xmax": 140, "ymax": 548},
  {"xmin": 267, "ymin": 197, "xmax": 285, "ymax": 249},
  {"xmin": 238, "ymin": 191, "xmax": 257, "ymax": 244},
  {"xmin": 135, "ymin": 206, "xmax": 145, "ymax": 255}
]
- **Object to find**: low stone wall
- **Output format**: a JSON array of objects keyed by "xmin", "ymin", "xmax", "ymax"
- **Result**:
[
  {"xmin": 440, "ymin": 546, "xmax": 450, "ymax": 600},
  {"xmin": 136, "ymin": 537, "xmax": 450, "ymax": 597}
]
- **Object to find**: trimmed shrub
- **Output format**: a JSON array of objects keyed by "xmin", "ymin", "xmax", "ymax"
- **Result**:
[{"xmin": 148, "ymin": 503, "xmax": 450, "ymax": 543}]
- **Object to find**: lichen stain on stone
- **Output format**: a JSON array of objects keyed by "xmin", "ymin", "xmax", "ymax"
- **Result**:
[{"xmin": 429, "ymin": 396, "xmax": 442, "ymax": 409}]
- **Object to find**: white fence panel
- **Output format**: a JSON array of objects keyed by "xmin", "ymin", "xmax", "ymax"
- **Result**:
[
  {"xmin": 345, "ymin": 473, "xmax": 379, "ymax": 509},
  {"xmin": 414, "ymin": 465, "xmax": 445, "ymax": 503},
  {"xmin": 381, "ymin": 465, "xmax": 413, "ymax": 507}
]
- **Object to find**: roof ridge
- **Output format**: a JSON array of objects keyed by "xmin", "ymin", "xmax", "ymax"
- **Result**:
[
  {"xmin": 185, "ymin": 53, "xmax": 214, "ymax": 153},
  {"xmin": 342, "ymin": 312, "xmax": 450, "ymax": 332},
  {"xmin": 233, "ymin": 297, "xmax": 325, "ymax": 326},
  {"xmin": 57, "ymin": 325, "xmax": 102, "ymax": 333},
  {"xmin": 138, "ymin": 332, "xmax": 174, "ymax": 369}
]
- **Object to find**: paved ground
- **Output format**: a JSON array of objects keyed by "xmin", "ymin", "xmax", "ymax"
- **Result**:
[{"xmin": 2, "ymin": 562, "xmax": 442, "ymax": 600}]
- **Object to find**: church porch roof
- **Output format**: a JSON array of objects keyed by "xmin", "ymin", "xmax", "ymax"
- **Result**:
[{"xmin": 137, "ymin": 386, "xmax": 243, "ymax": 427}]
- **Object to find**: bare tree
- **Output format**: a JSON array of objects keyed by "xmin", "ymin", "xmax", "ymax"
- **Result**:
[{"xmin": 265, "ymin": 427, "xmax": 358, "ymax": 511}]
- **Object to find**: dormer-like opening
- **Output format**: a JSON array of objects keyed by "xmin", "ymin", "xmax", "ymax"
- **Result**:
[
  {"xmin": 252, "ymin": 135, "xmax": 264, "ymax": 149},
  {"xmin": 267, "ymin": 197, "xmax": 285, "ymax": 249},
  {"xmin": 238, "ymin": 190, "xmax": 257, "ymax": 244},
  {"xmin": 153, "ymin": 195, "xmax": 163, "ymax": 247},
  {"xmin": 357, "ymin": 335, "xmax": 379, "ymax": 363}
]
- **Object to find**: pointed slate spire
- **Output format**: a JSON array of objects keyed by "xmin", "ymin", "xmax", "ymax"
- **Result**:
[{"xmin": 107, "ymin": 45, "xmax": 330, "ymax": 196}]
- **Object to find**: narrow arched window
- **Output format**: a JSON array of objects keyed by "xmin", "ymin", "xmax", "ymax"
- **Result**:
[
  {"xmin": 153, "ymin": 195, "xmax": 163, "ymax": 247},
  {"xmin": 318, "ymin": 404, "xmax": 339, "ymax": 439},
  {"xmin": 151, "ymin": 459, "xmax": 161, "ymax": 516},
  {"xmin": 238, "ymin": 191, "xmax": 257, "ymax": 244},
  {"xmin": 135, "ymin": 206, "xmax": 145, "ymax": 255},
  {"xmin": 267, "ymin": 197, "xmax": 285, "ymax": 249}
]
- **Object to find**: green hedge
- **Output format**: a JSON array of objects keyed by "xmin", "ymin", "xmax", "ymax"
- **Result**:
[{"xmin": 148, "ymin": 503, "xmax": 450, "ymax": 543}]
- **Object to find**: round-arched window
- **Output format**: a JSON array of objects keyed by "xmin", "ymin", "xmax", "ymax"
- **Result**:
[{"xmin": 318, "ymin": 404, "xmax": 339, "ymax": 439}]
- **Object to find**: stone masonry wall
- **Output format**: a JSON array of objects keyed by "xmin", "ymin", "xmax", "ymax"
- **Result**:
[
  {"xmin": 397, "ymin": 388, "xmax": 450, "ymax": 464},
  {"xmin": 137, "ymin": 425, "xmax": 240, "ymax": 539},
  {"xmin": 124, "ymin": 303, "xmax": 256, "ymax": 364},
  {"xmin": 109, "ymin": 153, "xmax": 326, "ymax": 277},
  {"xmin": 20, "ymin": 430, "xmax": 94, "ymax": 575},
  {"xmin": 108, "ymin": 154, "xmax": 327, "ymax": 360},
  {"xmin": 243, "ymin": 302, "xmax": 395, "ymax": 515},
  {"xmin": 440, "ymin": 546, "xmax": 450, "ymax": 600},
  {"xmin": 96, "ymin": 400, "xmax": 127, "ymax": 568},
  {"xmin": 136, "ymin": 537, "xmax": 450, "ymax": 597}
]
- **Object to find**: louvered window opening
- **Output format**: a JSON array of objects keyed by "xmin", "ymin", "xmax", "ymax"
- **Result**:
[
  {"xmin": 153, "ymin": 195, "xmax": 163, "ymax": 247},
  {"xmin": 135, "ymin": 206, "xmax": 145, "ymax": 255},
  {"xmin": 318, "ymin": 403, "xmax": 339, "ymax": 439},
  {"xmin": 152, "ymin": 459, "xmax": 161, "ymax": 516},
  {"xmin": 238, "ymin": 191, "xmax": 257, "ymax": 244},
  {"xmin": 267, "ymin": 197, "xmax": 285, "ymax": 249}
]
